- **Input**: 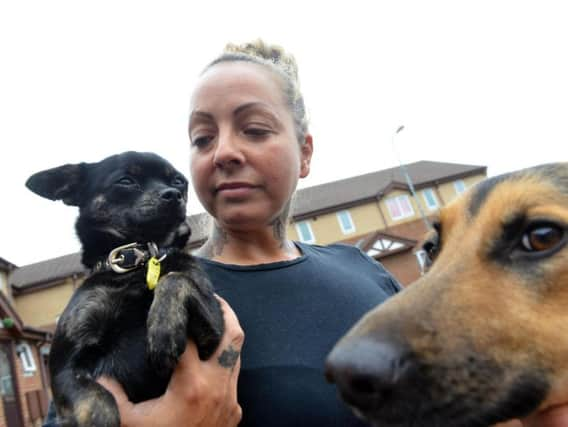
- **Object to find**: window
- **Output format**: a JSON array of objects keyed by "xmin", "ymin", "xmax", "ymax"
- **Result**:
[
  {"xmin": 16, "ymin": 343, "xmax": 36, "ymax": 375},
  {"xmin": 454, "ymin": 180, "xmax": 466, "ymax": 195},
  {"xmin": 366, "ymin": 238, "xmax": 405, "ymax": 258},
  {"xmin": 336, "ymin": 210, "xmax": 355, "ymax": 234},
  {"xmin": 295, "ymin": 221, "xmax": 315, "ymax": 243},
  {"xmin": 385, "ymin": 195, "xmax": 414, "ymax": 220},
  {"xmin": 422, "ymin": 188, "xmax": 439, "ymax": 210}
]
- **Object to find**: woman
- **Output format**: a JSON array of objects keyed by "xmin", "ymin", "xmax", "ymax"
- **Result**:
[{"xmin": 103, "ymin": 40, "xmax": 401, "ymax": 427}]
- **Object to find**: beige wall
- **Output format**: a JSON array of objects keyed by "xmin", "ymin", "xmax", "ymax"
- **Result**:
[
  {"xmin": 289, "ymin": 203, "xmax": 386, "ymax": 245},
  {"xmin": 289, "ymin": 174, "xmax": 487, "ymax": 245},
  {"xmin": 14, "ymin": 279, "xmax": 78, "ymax": 329},
  {"xmin": 380, "ymin": 174, "xmax": 486, "ymax": 228},
  {"xmin": 437, "ymin": 174, "xmax": 485, "ymax": 205},
  {"xmin": 0, "ymin": 272, "xmax": 8, "ymax": 300}
]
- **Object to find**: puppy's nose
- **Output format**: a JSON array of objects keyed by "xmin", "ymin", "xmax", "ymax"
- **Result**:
[
  {"xmin": 160, "ymin": 188, "xmax": 183, "ymax": 203},
  {"xmin": 325, "ymin": 338, "xmax": 413, "ymax": 410}
]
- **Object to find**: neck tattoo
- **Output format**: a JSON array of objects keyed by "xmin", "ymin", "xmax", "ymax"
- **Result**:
[
  {"xmin": 272, "ymin": 218, "xmax": 296, "ymax": 256},
  {"xmin": 198, "ymin": 226, "xmax": 228, "ymax": 259}
]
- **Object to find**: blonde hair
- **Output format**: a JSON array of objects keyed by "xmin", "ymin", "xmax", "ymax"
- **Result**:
[{"xmin": 205, "ymin": 39, "xmax": 309, "ymax": 144}]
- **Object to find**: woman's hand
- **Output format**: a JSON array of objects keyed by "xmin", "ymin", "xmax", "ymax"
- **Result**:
[
  {"xmin": 521, "ymin": 405, "xmax": 568, "ymax": 427},
  {"xmin": 99, "ymin": 296, "xmax": 244, "ymax": 427}
]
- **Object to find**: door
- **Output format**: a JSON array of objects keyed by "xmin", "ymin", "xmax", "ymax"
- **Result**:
[{"xmin": 0, "ymin": 342, "xmax": 23, "ymax": 427}]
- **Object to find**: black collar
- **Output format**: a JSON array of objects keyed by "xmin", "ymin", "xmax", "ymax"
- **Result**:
[{"xmin": 92, "ymin": 242, "xmax": 171, "ymax": 274}]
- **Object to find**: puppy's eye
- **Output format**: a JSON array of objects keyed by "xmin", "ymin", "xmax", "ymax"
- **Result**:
[
  {"xmin": 117, "ymin": 177, "xmax": 135, "ymax": 186},
  {"xmin": 521, "ymin": 224, "xmax": 565, "ymax": 252},
  {"xmin": 172, "ymin": 176, "xmax": 186, "ymax": 186}
]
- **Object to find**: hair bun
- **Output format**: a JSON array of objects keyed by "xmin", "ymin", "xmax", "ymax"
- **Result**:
[{"xmin": 223, "ymin": 39, "xmax": 299, "ymax": 83}]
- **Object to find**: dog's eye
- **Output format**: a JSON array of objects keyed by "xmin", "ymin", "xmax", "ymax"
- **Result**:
[
  {"xmin": 521, "ymin": 224, "xmax": 564, "ymax": 252},
  {"xmin": 172, "ymin": 176, "xmax": 186, "ymax": 186},
  {"xmin": 421, "ymin": 224, "xmax": 441, "ymax": 267},
  {"xmin": 117, "ymin": 177, "xmax": 135, "ymax": 186},
  {"xmin": 422, "ymin": 240, "xmax": 438, "ymax": 266}
]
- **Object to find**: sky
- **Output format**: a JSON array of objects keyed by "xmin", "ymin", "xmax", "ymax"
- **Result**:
[{"xmin": 1, "ymin": 0, "xmax": 567, "ymax": 267}]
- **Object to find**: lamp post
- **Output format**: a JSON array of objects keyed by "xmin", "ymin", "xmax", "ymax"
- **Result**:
[{"xmin": 391, "ymin": 125, "xmax": 432, "ymax": 231}]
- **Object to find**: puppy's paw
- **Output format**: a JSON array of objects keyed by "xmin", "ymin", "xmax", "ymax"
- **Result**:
[
  {"xmin": 58, "ymin": 390, "xmax": 120, "ymax": 427},
  {"xmin": 147, "ymin": 272, "xmax": 190, "ymax": 372},
  {"xmin": 147, "ymin": 323, "xmax": 187, "ymax": 373},
  {"xmin": 187, "ymin": 295, "xmax": 224, "ymax": 360}
]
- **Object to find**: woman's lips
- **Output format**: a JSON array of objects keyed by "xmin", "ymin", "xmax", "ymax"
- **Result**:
[{"xmin": 215, "ymin": 182, "xmax": 257, "ymax": 198}]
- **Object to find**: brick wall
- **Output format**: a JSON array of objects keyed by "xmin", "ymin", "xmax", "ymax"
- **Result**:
[{"xmin": 0, "ymin": 341, "xmax": 48, "ymax": 427}]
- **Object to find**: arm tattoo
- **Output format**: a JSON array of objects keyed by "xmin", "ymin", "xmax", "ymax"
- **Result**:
[{"xmin": 218, "ymin": 345, "xmax": 240, "ymax": 370}]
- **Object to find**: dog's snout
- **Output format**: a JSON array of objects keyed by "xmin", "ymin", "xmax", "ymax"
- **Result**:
[
  {"xmin": 160, "ymin": 188, "xmax": 183, "ymax": 203},
  {"xmin": 325, "ymin": 337, "xmax": 413, "ymax": 410}
]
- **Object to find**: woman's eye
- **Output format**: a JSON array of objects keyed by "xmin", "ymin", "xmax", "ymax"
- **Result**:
[
  {"xmin": 117, "ymin": 177, "xmax": 135, "ymax": 186},
  {"xmin": 244, "ymin": 127, "xmax": 271, "ymax": 138},
  {"xmin": 520, "ymin": 224, "xmax": 564, "ymax": 252},
  {"xmin": 191, "ymin": 135, "xmax": 213, "ymax": 148}
]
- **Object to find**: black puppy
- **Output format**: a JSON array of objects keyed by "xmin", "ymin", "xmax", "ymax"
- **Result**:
[{"xmin": 27, "ymin": 151, "xmax": 224, "ymax": 427}]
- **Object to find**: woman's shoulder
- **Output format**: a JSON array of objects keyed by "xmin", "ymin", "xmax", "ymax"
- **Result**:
[
  {"xmin": 296, "ymin": 241, "xmax": 368, "ymax": 259},
  {"xmin": 296, "ymin": 241, "xmax": 402, "ymax": 294}
]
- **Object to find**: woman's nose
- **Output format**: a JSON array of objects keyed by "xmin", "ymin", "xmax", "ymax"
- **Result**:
[{"xmin": 213, "ymin": 133, "xmax": 245, "ymax": 169}]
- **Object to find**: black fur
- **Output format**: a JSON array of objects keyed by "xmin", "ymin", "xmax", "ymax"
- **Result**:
[{"xmin": 27, "ymin": 151, "xmax": 224, "ymax": 427}]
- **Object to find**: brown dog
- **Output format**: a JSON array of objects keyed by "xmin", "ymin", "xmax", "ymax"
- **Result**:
[{"xmin": 325, "ymin": 163, "xmax": 568, "ymax": 427}]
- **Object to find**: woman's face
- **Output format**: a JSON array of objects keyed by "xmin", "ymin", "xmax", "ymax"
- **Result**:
[{"xmin": 189, "ymin": 61, "xmax": 312, "ymax": 230}]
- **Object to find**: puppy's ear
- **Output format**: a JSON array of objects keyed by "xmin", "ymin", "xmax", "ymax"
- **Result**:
[{"xmin": 26, "ymin": 163, "xmax": 86, "ymax": 206}]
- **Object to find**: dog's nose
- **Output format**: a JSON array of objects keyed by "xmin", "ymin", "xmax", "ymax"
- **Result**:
[
  {"xmin": 160, "ymin": 188, "xmax": 183, "ymax": 203},
  {"xmin": 325, "ymin": 337, "xmax": 413, "ymax": 410}
]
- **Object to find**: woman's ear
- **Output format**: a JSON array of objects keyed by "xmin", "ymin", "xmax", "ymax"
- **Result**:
[{"xmin": 299, "ymin": 134, "xmax": 313, "ymax": 178}]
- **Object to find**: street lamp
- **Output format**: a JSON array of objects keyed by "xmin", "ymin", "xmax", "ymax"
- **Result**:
[{"xmin": 391, "ymin": 125, "xmax": 432, "ymax": 230}]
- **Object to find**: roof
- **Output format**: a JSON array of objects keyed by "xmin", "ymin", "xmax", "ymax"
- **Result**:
[
  {"xmin": 291, "ymin": 160, "xmax": 485, "ymax": 219},
  {"xmin": 10, "ymin": 253, "xmax": 85, "ymax": 290},
  {"xmin": 9, "ymin": 160, "xmax": 484, "ymax": 289},
  {"xmin": 0, "ymin": 257, "xmax": 17, "ymax": 272}
]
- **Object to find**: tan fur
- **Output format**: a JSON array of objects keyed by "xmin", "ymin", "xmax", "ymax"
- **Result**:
[{"xmin": 328, "ymin": 163, "xmax": 568, "ymax": 425}]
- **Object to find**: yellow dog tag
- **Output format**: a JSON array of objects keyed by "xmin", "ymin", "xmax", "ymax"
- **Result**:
[{"xmin": 146, "ymin": 257, "xmax": 161, "ymax": 290}]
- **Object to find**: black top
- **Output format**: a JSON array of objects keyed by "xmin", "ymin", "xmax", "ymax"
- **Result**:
[
  {"xmin": 199, "ymin": 242, "xmax": 401, "ymax": 427},
  {"xmin": 44, "ymin": 242, "xmax": 400, "ymax": 427}
]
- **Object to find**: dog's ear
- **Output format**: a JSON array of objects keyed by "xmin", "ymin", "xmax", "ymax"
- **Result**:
[{"xmin": 26, "ymin": 163, "xmax": 86, "ymax": 206}]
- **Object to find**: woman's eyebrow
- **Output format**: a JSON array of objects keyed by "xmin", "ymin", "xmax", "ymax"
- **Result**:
[
  {"xmin": 233, "ymin": 102, "xmax": 281, "ymax": 122},
  {"xmin": 188, "ymin": 110, "xmax": 214, "ymax": 128}
]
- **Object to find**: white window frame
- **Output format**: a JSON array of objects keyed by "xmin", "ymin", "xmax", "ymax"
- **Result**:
[
  {"xmin": 454, "ymin": 179, "xmax": 467, "ymax": 195},
  {"xmin": 422, "ymin": 188, "xmax": 439, "ymax": 211},
  {"xmin": 385, "ymin": 195, "xmax": 415, "ymax": 220},
  {"xmin": 295, "ymin": 221, "xmax": 316, "ymax": 244},
  {"xmin": 336, "ymin": 210, "xmax": 356, "ymax": 234},
  {"xmin": 415, "ymin": 249, "xmax": 429, "ymax": 275},
  {"xmin": 16, "ymin": 342, "xmax": 36, "ymax": 375}
]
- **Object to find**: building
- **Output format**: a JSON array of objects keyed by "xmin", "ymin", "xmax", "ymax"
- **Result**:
[
  {"xmin": 0, "ymin": 258, "xmax": 52, "ymax": 427},
  {"xmin": 287, "ymin": 160, "xmax": 486, "ymax": 285}
]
